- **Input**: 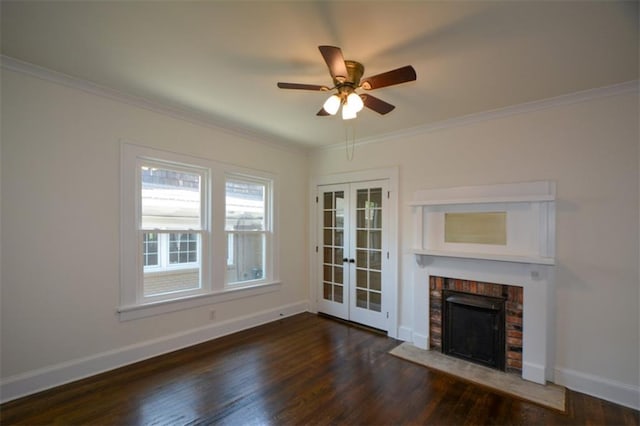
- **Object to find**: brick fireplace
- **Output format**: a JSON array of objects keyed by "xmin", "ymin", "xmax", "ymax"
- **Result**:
[
  {"xmin": 429, "ymin": 276, "xmax": 523, "ymax": 375},
  {"xmin": 410, "ymin": 181, "xmax": 556, "ymax": 385}
]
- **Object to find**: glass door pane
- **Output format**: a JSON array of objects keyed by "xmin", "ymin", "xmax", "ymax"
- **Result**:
[
  {"xmin": 321, "ymin": 190, "xmax": 347, "ymax": 304},
  {"xmin": 353, "ymin": 187, "xmax": 383, "ymax": 313}
]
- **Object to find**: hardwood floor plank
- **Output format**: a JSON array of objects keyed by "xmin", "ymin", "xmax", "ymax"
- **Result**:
[{"xmin": 1, "ymin": 313, "xmax": 638, "ymax": 425}]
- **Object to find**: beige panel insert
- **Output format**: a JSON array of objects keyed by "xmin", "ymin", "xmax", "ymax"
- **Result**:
[{"xmin": 444, "ymin": 212, "xmax": 507, "ymax": 245}]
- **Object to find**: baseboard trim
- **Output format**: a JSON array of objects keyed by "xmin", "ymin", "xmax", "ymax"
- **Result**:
[
  {"xmin": 0, "ymin": 301, "xmax": 309, "ymax": 403},
  {"xmin": 397, "ymin": 326, "xmax": 413, "ymax": 342},
  {"xmin": 554, "ymin": 366, "xmax": 640, "ymax": 410},
  {"xmin": 412, "ymin": 333, "xmax": 429, "ymax": 350},
  {"xmin": 522, "ymin": 361, "xmax": 546, "ymax": 385}
]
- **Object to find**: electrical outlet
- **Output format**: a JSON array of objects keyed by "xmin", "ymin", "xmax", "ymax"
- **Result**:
[{"xmin": 209, "ymin": 310, "xmax": 216, "ymax": 321}]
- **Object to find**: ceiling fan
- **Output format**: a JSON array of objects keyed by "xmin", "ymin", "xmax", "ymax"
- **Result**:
[{"xmin": 277, "ymin": 45, "xmax": 417, "ymax": 120}]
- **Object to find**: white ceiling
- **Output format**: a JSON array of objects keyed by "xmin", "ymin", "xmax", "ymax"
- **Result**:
[{"xmin": 1, "ymin": 1, "xmax": 638, "ymax": 149}]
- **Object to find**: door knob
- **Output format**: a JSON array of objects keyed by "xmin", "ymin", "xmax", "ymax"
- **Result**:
[{"xmin": 349, "ymin": 258, "xmax": 355, "ymax": 263}]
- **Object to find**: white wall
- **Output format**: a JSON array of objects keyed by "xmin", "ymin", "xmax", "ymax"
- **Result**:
[
  {"xmin": 309, "ymin": 87, "xmax": 639, "ymax": 408},
  {"xmin": 2, "ymin": 65, "xmax": 638, "ymax": 408},
  {"xmin": 0, "ymin": 70, "xmax": 309, "ymax": 399}
]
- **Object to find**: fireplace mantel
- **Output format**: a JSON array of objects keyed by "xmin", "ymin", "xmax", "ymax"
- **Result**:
[
  {"xmin": 410, "ymin": 181, "xmax": 556, "ymax": 265},
  {"xmin": 410, "ymin": 181, "xmax": 556, "ymax": 385}
]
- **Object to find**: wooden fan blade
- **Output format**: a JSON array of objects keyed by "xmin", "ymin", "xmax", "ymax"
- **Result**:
[
  {"xmin": 317, "ymin": 108, "xmax": 330, "ymax": 116},
  {"xmin": 362, "ymin": 94, "xmax": 395, "ymax": 115},
  {"xmin": 360, "ymin": 65, "xmax": 417, "ymax": 90},
  {"xmin": 318, "ymin": 45, "xmax": 348, "ymax": 82},
  {"xmin": 277, "ymin": 82, "xmax": 329, "ymax": 91}
]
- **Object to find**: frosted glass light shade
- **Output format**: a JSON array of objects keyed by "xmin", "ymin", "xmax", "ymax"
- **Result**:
[
  {"xmin": 323, "ymin": 95, "xmax": 341, "ymax": 115},
  {"xmin": 342, "ymin": 106, "xmax": 357, "ymax": 120},
  {"xmin": 346, "ymin": 93, "xmax": 364, "ymax": 113}
]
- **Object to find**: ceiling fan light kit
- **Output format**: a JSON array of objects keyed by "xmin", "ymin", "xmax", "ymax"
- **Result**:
[
  {"xmin": 277, "ymin": 45, "xmax": 417, "ymax": 120},
  {"xmin": 341, "ymin": 104, "xmax": 358, "ymax": 120},
  {"xmin": 323, "ymin": 94, "xmax": 341, "ymax": 115}
]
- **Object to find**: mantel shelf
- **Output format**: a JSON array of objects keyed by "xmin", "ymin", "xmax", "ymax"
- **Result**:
[
  {"xmin": 410, "ymin": 181, "xmax": 556, "ymax": 207},
  {"xmin": 409, "ymin": 194, "xmax": 555, "ymax": 207},
  {"xmin": 411, "ymin": 249, "xmax": 555, "ymax": 265}
]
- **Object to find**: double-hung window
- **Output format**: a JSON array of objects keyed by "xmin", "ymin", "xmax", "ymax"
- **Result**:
[
  {"xmin": 138, "ymin": 160, "xmax": 209, "ymax": 300},
  {"xmin": 120, "ymin": 143, "xmax": 278, "ymax": 320},
  {"xmin": 225, "ymin": 175, "xmax": 271, "ymax": 285}
]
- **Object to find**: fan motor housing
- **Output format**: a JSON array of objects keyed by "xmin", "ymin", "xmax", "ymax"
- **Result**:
[{"xmin": 335, "ymin": 60, "xmax": 365, "ymax": 88}]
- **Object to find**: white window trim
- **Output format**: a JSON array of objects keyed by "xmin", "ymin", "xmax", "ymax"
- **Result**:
[
  {"xmin": 119, "ymin": 142, "xmax": 280, "ymax": 321},
  {"xmin": 224, "ymin": 173, "xmax": 273, "ymax": 287}
]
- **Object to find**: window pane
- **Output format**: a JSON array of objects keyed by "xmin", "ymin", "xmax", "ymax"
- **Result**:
[
  {"xmin": 323, "ymin": 283, "xmax": 332, "ymax": 300},
  {"xmin": 334, "ymin": 192, "xmax": 344, "ymax": 227},
  {"xmin": 323, "ymin": 247, "xmax": 333, "ymax": 264},
  {"xmin": 333, "ymin": 248, "xmax": 343, "ymax": 265},
  {"xmin": 323, "ymin": 192, "xmax": 333, "ymax": 210},
  {"xmin": 226, "ymin": 179, "xmax": 266, "ymax": 231},
  {"xmin": 323, "ymin": 265, "xmax": 332, "ymax": 282},
  {"xmin": 356, "ymin": 289, "xmax": 367, "ymax": 308},
  {"xmin": 169, "ymin": 233, "xmax": 198, "ymax": 264},
  {"xmin": 356, "ymin": 250, "xmax": 368, "ymax": 268},
  {"xmin": 357, "ymin": 230, "xmax": 367, "ymax": 248},
  {"xmin": 370, "ymin": 188, "xmax": 382, "ymax": 206},
  {"xmin": 356, "ymin": 269, "xmax": 367, "ymax": 288},
  {"xmin": 141, "ymin": 165, "xmax": 201, "ymax": 230},
  {"xmin": 227, "ymin": 233, "xmax": 234, "ymax": 266},
  {"xmin": 323, "ymin": 210, "xmax": 332, "ymax": 227},
  {"xmin": 369, "ymin": 231, "xmax": 382, "ymax": 249},
  {"xmin": 371, "ymin": 208, "xmax": 381, "ymax": 229},
  {"xmin": 143, "ymin": 232, "xmax": 201, "ymax": 297},
  {"xmin": 144, "ymin": 268, "xmax": 201, "ymax": 297},
  {"xmin": 334, "ymin": 285, "xmax": 343, "ymax": 303},
  {"xmin": 370, "ymin": 271, "xmax": 381, "ymax": 291},
  {"xmin": 227, "ymin": 232, "xmax": 265, "ymax": 284},
  {"xmin": 334, "ymin": 266, "xmax": 343, "ymax": 284},
  {"xmin": 142, "ymin": 232, "xmax": 159, "ymax": 267},
  {"xmin": 324, "ymin": 229, "xmax": 332, "ymax": 246},
  {"xmin": 357, "ymin": 189, "xmax": 368, "ymax": 209},
  {"xmin": 369, "ymin": 251, "xmax": 382, "ymax": 270},
  {"xmin": 370, "ymin": 292, "xmax": 382, "ymax": 312}
]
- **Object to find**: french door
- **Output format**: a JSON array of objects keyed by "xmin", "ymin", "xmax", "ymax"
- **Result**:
[{"xmin": 317, "ymin": 180, "xmax": 388, "ymax": 331}]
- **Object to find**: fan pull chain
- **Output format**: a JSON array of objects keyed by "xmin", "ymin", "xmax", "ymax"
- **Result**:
[{"xmin": 345, "ymin": 121, "xmax": 356, "ymax": 161}]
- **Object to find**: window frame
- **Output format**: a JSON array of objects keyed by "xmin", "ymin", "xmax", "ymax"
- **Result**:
[
  {"xmin": 224, "ymin": 173, "xmax": 273, "ymax": 287},
  {"xmin": 119, "ymin": 143, "xmax": 280, "ymax": 321},
  {"xmin": 136, "ymin": 156, "xmax": 210, "ymax": 304}
]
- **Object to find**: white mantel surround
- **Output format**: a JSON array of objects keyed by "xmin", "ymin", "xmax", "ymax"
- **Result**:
[{"xmin": 410, "ymin": 181, "xmax": 556, "ymax": 385}]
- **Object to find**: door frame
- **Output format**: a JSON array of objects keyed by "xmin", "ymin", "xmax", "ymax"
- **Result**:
[{"xmin": 309, "ymin": 167, "xmax": 399, "ymax": 338}]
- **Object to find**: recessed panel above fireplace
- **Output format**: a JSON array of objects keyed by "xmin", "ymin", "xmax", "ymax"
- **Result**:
[{"xmin": 444, "ymin": 212, "xmax": 507, "ymax": 245}]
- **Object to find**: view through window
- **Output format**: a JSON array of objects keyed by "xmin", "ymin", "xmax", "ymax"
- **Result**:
[
  {"xmin": 141, "ymin": 165, "xmax": 203, "ymax": 297},
  {"xmin": 225, "ymin": 177, "xmax": 269, "ymax": 285}
]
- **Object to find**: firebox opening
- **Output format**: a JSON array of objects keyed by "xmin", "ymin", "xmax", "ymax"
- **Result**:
[{"xmin": 442, "ymin": 290, "xmax": 506, "ymax": 371}]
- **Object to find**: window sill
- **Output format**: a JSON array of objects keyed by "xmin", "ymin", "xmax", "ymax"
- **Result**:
[{"xmin": 117, "ymin": 281, "xmax": 281, "ymax": 321}]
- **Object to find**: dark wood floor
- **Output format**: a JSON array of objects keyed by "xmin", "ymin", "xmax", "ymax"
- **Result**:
[{"xmin": 2, "ymin": 313, "xmax": 638, "ymax": 425}]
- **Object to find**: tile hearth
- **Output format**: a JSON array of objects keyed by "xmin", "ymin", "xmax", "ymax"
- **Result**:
[{"xmin": 390, "ymin": 342, "xmax": 566, "ymax": 412}]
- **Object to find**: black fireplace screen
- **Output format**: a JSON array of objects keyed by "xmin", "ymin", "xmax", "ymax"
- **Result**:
[{"xmin": 442, "ymin": 290, "xmax": 506, "ymax": 371}]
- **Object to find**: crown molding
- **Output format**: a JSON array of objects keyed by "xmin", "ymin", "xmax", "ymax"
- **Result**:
[
  {"xmin": 3, "ymin": 54, "xmax": 636, "ymax": 155},
  {"xmin": 317, "ymin": 79, "xmax": 640, "ymax": 152},
  {"xmin": 0, "ymin": 55, "xmax": 310, "ymax": 155}
]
